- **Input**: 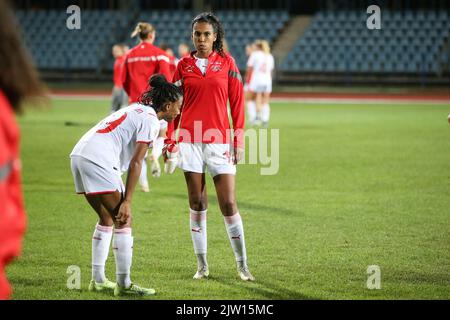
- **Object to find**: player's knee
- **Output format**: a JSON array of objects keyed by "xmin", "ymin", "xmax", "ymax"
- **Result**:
[
  {"xmin": 99, "ymin": 216, "xmax": 114, "ymax": 227},
  {"xmin": 113, "ymin": 215, "xmax": 132, "ymax": 229},
  {"xmin": 220, "ymin": 200, "xmax": 237, "ymax": 216},
  {"xmin": 190, "ymin": 195, "xmax": 207, "ymax": 211}
]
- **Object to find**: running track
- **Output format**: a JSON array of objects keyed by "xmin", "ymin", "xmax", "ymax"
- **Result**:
[{"xmin": 51, "ymin": 90, "xmax": 450, "ymax": 105}]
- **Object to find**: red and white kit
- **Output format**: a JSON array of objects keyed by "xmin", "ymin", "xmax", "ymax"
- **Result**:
[
  {"xmin": 167, "ymin": 51, "xmax": 245, "ymax": 176},
  {"xmin": 122, "ymin": 42, "xmax": 171, "ymax": 103},
  {"xmin": 247, "ymin": 51, "xmax": 274, "ymax": 93},
  {"xmin": 70, "ymin": 104, "xmax": 160, "ymax": 195},
  {"xmin": 0, "ymin": 91, "xmax": 26, "ymax": 300}
]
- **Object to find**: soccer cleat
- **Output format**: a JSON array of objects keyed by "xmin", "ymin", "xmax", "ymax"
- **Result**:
[
  {"xmin": 238, "ymin": 266, "xmax": 255, "ymax": 281},
  {"xmin": 193, "ymin": 266, "xmax": 209, "ymax": 280},
  {"xmin": 114, "ymin": 283, "xmax": 156, "ymax": 297},
  {"xmin": 151, "ymin": 159, "xmax": 161, "ymax": 178},
  {"xmin": 88, "ymin": 279, "xmax": 116, "ymax": 292}
]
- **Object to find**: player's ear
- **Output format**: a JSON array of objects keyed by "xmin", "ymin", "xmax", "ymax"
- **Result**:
[{"xmin": 163, "ymin": 102, "xmax": 171, "ymax": 112}]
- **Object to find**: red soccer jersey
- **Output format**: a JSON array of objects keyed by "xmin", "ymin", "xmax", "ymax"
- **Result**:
[
  {"xmin": 0, "ymin": 90, "xmax": 26, "ymax": 300},
  {"xmin": 168, "ymin": 51, "xmax": 245, "ymax": 148},
  {"xmin": 122, "ymin": 42, "xmax": 172, "ymax": 103},
  {"xmin": 113, "ymin": 55, "xmax": 126, "ymax": 88}
]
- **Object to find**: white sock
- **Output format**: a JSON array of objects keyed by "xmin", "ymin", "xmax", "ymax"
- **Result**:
[
  {"xmin": 92, "ymin": 223, "xmax": 113, "ymax": 283},
  {"xmin": 247, "ymin": 101, "xmax": 256, "ymax": 124},
  {"xmin": 224, "ymin": 213, "xmax": 247, "ymax": 265},
  {"xmin": 139, "ymin": 160, "xmax": 148, "ymax": 186},
  {"xmin": 152, "ymin": 137, "xmax": 165, "ymax": 160},
  {"xmin": 261, "ymin": 103, "xmax": 270, "ymax": 122},
  {"xmin": 113, "ymin": 228, "xmax": 133, "ymax": 288},
  {"xmin": 190, "ymin": 208, "xmax": 207, "ymax": 268}
]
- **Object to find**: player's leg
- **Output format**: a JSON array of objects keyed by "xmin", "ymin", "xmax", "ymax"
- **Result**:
[
  {"xmin": 261, "ymin": 91, "xmax": 271, "ymax": 128},
  {"xmin": 184, "ymin": 172, "xmax": 209, "ymax": 279},
  {"xmin": 150, "ymin": 129, "xmax": 165, "ymax": 178},
  {"xmin": 71, "ymin": 156, "xmax": 116, "ymax": 291},
  {"xmin": 213, "ymin": 174, "xmax": 255, "ymax": 281},
  {"xmin": 139, "ymin": 152, "xmax": 150, "ymax": 192},
  {"xmin": 255, "ymin": 92, "xmax": 263, "ymax": 126},
  {"xmin": 84, "ymin": 193, "xmax": 117, "ymax": 292},
  {"xmin": 110, "ymin": 88, "xmax": 120, "ymax": 114},
  {"xmin": 119, "ymin": 89, "xmax": 129, "ymax": 109},
  {"xmin": 97, "ymin": 192, "xmax": 155, "ymax": 296},
  {"xmin": 246, "ymin": 91, "xmax": 257, "ymax": 126}
]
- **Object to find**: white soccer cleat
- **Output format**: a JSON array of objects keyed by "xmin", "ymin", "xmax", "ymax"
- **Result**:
[
  {"xmin": 193, "ymin": 266, "xmax": 209, "ymax": 280},
  {"xmin": 238, "ymin": 266, "xmax": 255, "ymax": 281}
]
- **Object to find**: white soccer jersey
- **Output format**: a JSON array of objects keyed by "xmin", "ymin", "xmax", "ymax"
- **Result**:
[
  {"xmin": 159, "ymin": 119, "xmax": 168, "ymax": 130},
  {"xmin": 70, "ymin": 104, "xmax": 160, "ymax": 172},
  {"xmin": 247, "ymin": 51, "xmax": 274, "ymax": 84}
]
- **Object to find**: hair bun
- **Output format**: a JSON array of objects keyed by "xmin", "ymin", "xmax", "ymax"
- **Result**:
[{"xmin": 149, "ymin": 74, "xmax": 167, "ymax": 88}]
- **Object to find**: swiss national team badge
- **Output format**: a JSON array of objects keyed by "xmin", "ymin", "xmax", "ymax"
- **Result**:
[{"xmin": 211, "ymin": 62, "xmax": 222, "ymax": 72}]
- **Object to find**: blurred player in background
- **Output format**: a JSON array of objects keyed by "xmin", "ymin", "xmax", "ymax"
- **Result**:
[
  {"xmin": 160, "ymin": 43, "xmax": 177, "ymax": 80},
  {"xmin": 245, "ymin": 39, "xmax": 274, "ymax": 127},
  {"xmin": 244, "ymin": 42, "xmax": 255, "ymax": 125},
  {"xmin": 110, "ymin": 44, "xmax": 129, "ymax": 114},
  {"xmin": 0, "ymin": 0, "xmax": 45, "ymax": 299},
  {"xmin": 178, "ymin": 42, "xmax": 191, "ymax": 60},
  {"xmin": 122, "ymin": 22, "xmax": 172, "ymax": 192},
  {"xmin": 166, "ymin": 12, "xmax": 254, "ymax": 282},
  {"xmin": 70, "ymin": 74, "xmax": 182, "ymax": 297}
]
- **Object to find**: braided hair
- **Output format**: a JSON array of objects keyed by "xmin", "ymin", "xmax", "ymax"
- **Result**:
[
  {"xmin": 191, "ymin": 12, "xmax": 225, "ymax": 57},
  {"xmin": 138, "ymin": 74, "xmax": 182, "ymax": 112}
]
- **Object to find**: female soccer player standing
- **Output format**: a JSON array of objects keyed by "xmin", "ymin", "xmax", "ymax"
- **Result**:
[
  {"xmin": 70, "ymin": 75, "xmax": 182, "ymax": 296},
  {"xmin": 122, "ymin": 22, "xmax": 173, "ymax": 192},
  {"xmin": 166, "ymin": 12, "xmax": 254, "ymax": 281},
  {"xmin": 245, "ymin": 40, "xmax": 274, "ymax": 127}
]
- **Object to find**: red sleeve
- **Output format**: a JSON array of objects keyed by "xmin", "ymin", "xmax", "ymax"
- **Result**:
[
  {"xmin": 228, "ymin": 58, "xmax": 245, "ymax": 148},
  {"xmin": 121, "ymin": 56, "xmax": 131, "ymax": 96},
  {"xmin": 166, "ymin": 64, "xmax": 183, "ymax": 143}
]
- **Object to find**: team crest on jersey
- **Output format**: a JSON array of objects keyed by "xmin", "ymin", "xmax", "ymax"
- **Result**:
[
  {"xmin": 186, "ymin": 65, "xmax": 195, "ymax": 73},
  {"xmin": 211, "ymin": 62, "xmax": 222, "ymax": 72}
]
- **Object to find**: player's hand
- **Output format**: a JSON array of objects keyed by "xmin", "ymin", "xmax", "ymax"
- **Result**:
[
  {"xmin": 117, "ymin": 200, "xmax": 131, "ymax": 225},
  {"xmin": 234, "ymin": 147, "xmax": 245, "ymax": 165},
  {"xmin": 162, "ymin": 138, "xmax": 176, "ymax": 163}
]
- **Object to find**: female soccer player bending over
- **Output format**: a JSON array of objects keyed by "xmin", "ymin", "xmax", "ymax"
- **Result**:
[{"xmin": 70, "ymin": 75, "xmax": 182, "ymax": 296}]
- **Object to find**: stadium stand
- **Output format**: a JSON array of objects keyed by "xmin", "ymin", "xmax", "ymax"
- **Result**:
[
  {"xmin": 111, "ymin": 10, "xmax": 289, "ymax": 71},
  {"xmin": 16, "ymin": 10, "xmax": 131, "ymax": 70},
  {"xmin": 15, "ymin": 9, "xmax": 289, "ymax": 72},
  {"xmin": 281, "ymin": 10, "xmax": 450, "ymax": 75},
  {"xmin": 13, "ymin": 5, "xmax": 450, "ymax": 84}
]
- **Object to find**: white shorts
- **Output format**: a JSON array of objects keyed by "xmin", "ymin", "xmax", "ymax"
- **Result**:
[
  {"xmin": 70, "ymin": 156, "xmax": 124, "ymax": 195},
  {"xmin": 178, "ymin": 143, "xmax": 236, "ymax": 177},
  {"xmin": 248, "ymin": 79, "xmax": 272, "ymax": 93}
]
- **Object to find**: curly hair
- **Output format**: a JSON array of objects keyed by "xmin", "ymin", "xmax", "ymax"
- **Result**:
[
  {"xmin": 191, "ymin": 12, "xmax": 225, "ymax": 57},
  {"xmin": 138, "ymin": 74, "xmax": 182, "ymax": 112}
]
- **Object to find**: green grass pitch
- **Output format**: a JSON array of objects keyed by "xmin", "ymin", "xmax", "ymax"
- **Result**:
[{"xmin": 7, "ymin": 97, "xmax": 450, "ymax": 299}]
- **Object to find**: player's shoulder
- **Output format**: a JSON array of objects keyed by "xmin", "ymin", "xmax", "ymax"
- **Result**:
[
  {"xmin": 219, "ymin": 52, "xmax": 238, "ymax": 67},
  {"xmin": 178, "ymin": 52, "xmax": 195, "ymax": 65},
  {"xmin": 125, "ymin": 44, "xmax": 142, "ymax": 56}
]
